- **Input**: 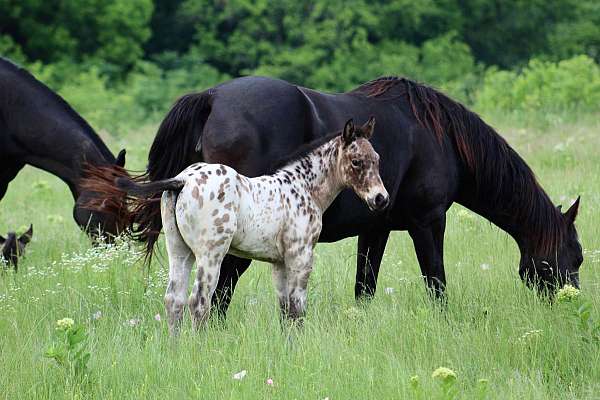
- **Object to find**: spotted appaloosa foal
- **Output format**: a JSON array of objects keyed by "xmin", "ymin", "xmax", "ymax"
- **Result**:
[{"xmin": 118, "ymin": 118, "xmax": 389, "ymax": 333}]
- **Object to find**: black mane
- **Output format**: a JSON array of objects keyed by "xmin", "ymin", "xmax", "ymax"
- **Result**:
[
  {"xmin": 355, "ymin": 76, "xmax": 564, "ymax": 255},
  {"xmin": 0, "ymin": 57, "xmax": 115, "ymax": 163}
]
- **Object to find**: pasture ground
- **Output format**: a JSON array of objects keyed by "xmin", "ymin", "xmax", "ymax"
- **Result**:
[{"xmin": 1, "ymin": 115, "xmax": 599, "ymax": 399}]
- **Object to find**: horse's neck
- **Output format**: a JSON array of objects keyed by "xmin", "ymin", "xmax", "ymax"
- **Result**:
[
  {"xmin": 3, "ymin": 74, "xmax": 114, "ymax": 198},
  {"xmin": 276, "ymin": 139, "xmax": 342, "ymax": 212},
  {"xmin": 458, "ymin": 174, "xmax": 559, "ymax": 254}
]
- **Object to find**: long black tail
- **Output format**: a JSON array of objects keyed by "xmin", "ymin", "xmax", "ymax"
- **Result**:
[
  {"xmin": 139, "ymin": 90, "xmax": 213, "ymax": 258},
  {"xmin": 115, "ymin": 177, "xmax": 184, "ymax": 198},
  {"xmin": 148, "ymin": 91, "xmax": 212, "ymax": 182}
]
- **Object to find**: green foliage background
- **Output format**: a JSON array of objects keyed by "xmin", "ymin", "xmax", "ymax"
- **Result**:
[{"xmin": 2, "ymin": 0, "xmax": 600, "ymax": 134}]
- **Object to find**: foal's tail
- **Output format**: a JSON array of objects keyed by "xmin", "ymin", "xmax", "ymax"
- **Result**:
[
  {"xmin": 115, "ymin": 176, "xmax": 185, "ymax": 262},
  {"xmin": 115, "ymin": 177, "xmax": 184, "ymax": 198}
]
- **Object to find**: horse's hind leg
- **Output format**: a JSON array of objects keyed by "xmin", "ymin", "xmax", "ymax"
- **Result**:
[
  {"xmin": 162, "ymin": 192, "xmax": 194, "ymax": 335},
  {"xmin": 0, "ymin": 160, "xmax": 24, "ymax": 200}
]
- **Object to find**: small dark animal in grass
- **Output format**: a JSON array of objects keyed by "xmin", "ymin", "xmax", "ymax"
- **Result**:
[
  {"xmin": 83, "ymin": 75, "xmax": 583, "ymax": 316},
  {"xmin": 0, "ymin": 57, "xmax": 127, "ymax": 240},
  {"xmin": 0, "ymin": 225, "xmax": 33, "ymax": 271}
]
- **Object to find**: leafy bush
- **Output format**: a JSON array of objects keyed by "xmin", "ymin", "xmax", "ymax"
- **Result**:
[
  {"xmin": 475, "ymin": 55, "xmax": 600, "ymax": 116},
  {"xmin": 22, "ymin": 54, "xmax": 227, "ymax": 136},
  {"xmin": 127, "ymin": 51, "xmax": 228, "ymax": 119},
  {"xmin": 0, "ymin": 35, "xmax": 26, "ymax": 64},
  {"xmin": 56, "ymin": 66, "xmax": 141, "ymax": 136}
]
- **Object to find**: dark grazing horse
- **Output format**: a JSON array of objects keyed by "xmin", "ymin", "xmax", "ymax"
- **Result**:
[
  {"xmin": 85, "ymin": 76, "xmax": 583, "ymax": 315},
  {"xmin": 0, "ymin": 58, "xmax": 126, "ymax": 238}
]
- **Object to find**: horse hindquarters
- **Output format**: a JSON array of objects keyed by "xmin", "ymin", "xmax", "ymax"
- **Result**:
[{"xmin": 174, "ymin": 168, "xmax": 239, "ymax": 329}]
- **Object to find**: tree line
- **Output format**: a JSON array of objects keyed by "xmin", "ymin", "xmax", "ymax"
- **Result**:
[{"xmin": 1, "ymin": 0, "xmax": 599, "ymax": 132}]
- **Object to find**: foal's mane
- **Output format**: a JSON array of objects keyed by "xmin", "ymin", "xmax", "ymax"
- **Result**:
[
  {"xmin": 267, "ymin": 130, "xmax": 341, "ymax": 174},
  {"xmin": 0, "ymin": 57, "xmax": 115, "ymax": 163},
  {"xmin": 353, "ymin": 76, "xmax": 564, "ymax": 255}
]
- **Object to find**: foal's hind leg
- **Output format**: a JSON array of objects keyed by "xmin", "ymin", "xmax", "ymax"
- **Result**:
[
  {"xmin": 162, "ymin": 192, "xmax": 194, "ymax": 335},
  {"xmin": 188, "ymin": 235, "xmax": 234, "ymax": 329}
]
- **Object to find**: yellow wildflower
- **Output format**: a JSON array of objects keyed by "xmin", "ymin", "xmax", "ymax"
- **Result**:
[{"xmin": 56, "ymin": 318, "xmax": 74, "ymax": 331}]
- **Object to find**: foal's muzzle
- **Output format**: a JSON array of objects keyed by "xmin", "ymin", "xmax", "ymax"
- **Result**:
[{"xmin": 369, "ymin": 193, "xmax": 389, "ymax": 211}]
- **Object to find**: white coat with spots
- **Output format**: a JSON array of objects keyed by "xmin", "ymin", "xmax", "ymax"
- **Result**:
[{"xmin": 128, "ymin": 118, "xmax": 389, "ymax": 333}]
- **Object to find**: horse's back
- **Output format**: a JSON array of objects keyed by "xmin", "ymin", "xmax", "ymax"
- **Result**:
[{"xmin": 200, "ymin": 77, "xmax": 320, "ymax": 175}]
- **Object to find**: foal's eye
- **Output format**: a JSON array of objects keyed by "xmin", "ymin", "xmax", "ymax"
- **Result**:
[{"xmin": 351, "ymin": 159, "xmax": 362, "ymax": 168}]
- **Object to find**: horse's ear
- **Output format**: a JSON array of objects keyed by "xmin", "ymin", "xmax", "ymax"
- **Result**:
[
  {"xmin": 557, "ymin": 205, "xmax": 562, "ymax": 212},
  {"xmin": 342, "ymin": 118, "xmax": 356, "ymax": 144},
  {"xmin": 563, "ymin": 196, "xmax": 580, "ymax": 225},
  {"xmin": 362, "ymin": 116, "xmax": 376, "ymax": 139},
  {"xmin": 19, "ymin": 224, "xmax": 33, "ymax": 245},
  {"xmin": 115, "ymin": 149, "xmax": 126, "ymax": 167}
]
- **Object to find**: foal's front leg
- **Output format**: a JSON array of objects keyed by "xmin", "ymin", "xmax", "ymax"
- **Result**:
[
  {"xmin": 284, "ymin": 248, "xmax": 314, "ymax": 321},
  {"xmin": 271, "ymin": 262, "xmax": 289, "ymax": 318}
]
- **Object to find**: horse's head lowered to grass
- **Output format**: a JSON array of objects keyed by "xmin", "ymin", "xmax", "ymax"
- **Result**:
[
  {"xmin": 76, "ymin": 149, "xmax": 131, "ymax": 240},
  {"xmin": 0, "ymin": 58, "xmax": 130, "ymax": 242},
  {"xmin": 518, "ymin": 197, "xmax": 583, "ymax": 292}
]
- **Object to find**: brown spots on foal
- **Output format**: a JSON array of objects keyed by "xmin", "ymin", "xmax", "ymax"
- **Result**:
[
  {"xmin": 214, "ymin": 213, "xmax": 230, "ymax": 226},
  {"xmin": 340, "ymin": 137, "xmax": 381, "ymax": 195},
  {"xmin": 191, "ymin": 186, "xmax": 204, "ymax": 208}
]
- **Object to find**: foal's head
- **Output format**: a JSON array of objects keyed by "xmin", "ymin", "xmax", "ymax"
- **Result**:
[
  {"xmin": 336, "ymin": 118, "xmax": 389, "ymax": 211},
  {"xmin": 0, "ymin": 224, "xmax": 33, "ymax": 270}
]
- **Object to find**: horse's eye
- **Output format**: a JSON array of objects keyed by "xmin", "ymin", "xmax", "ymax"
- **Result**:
[{"xmin": 351, "ymin": 159, "xmax": 362, "ymax": 168}]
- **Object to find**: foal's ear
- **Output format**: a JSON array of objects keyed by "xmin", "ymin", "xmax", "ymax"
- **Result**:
[
  {"xmin": 362, "ymin": 116, "xmax": 376, "ymax": 139},
  {"xmin": 115, "ymin": 149, "xmax": 126, "ymax": 167},
  {"xmin": 563, "ymin": 196, "xmax": 580, "ymax": 225},
  {"xmin": 19, "ymin": 225, "xmax": 33, "ymax": 245},
  {"xmin": 342, "ymin": 118, "xmax": 356, "ymax": 145}
]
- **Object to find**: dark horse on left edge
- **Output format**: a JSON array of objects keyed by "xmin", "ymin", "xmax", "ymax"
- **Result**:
[
  {"xmin": 0, "ymin": 58, "xmax": 127, "ymax": 238},
  {"xmin": 85, "ymin": 75, "xmax": 583, "ymax": 315}
]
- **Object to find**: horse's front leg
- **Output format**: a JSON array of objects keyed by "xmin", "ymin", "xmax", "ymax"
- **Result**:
[
  {"xmin": 355, "ymin": 230, "xmax": 391, "ymax": 300},
  {"xmin": 284, "ymin": 248, "xmax": 314, "ymax": 322},
  {"xmin": 408, "ymin": 215, "xmax": 447, "ymax": 299}
]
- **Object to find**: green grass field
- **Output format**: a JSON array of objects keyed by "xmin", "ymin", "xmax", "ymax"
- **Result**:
[{"xmin": 1, "ymin": 116, "xmax": 599, "ymax": 399}]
